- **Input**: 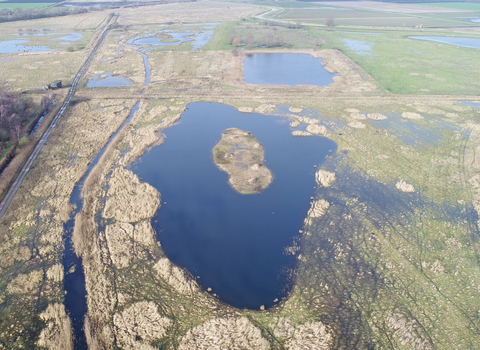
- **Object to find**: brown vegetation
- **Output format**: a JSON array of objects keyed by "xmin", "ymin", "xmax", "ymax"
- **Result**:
[
  {"xmin": 213, "ymin": 128, "xmax": 272, "ymax": 194},
  {"xmin": 178, "ymin": 317, "xmax": 270, "ymax": 350}
]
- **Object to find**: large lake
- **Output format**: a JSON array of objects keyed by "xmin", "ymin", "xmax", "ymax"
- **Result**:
[
  {"xmin": 243, "ymin": 53, "xmax": 337, "ymax": 86},
  {"xmin": 130, "ymin": 102, "xmax": 336, "ymax": 309}
]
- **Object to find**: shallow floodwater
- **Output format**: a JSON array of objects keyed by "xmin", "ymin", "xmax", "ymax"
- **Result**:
[
  {"xmin": 409, "ymin": 36, "xmax": 480, "ymax": 49},
  {"xmin": 462, "ymin": 101, "xmax": 480, "ymax": 107},
  {"xmin": 243, "ymin": 53, "xmax": 336, "ymax": 87},
  {"xmin": 341, "ymin": 38, "xmax": 374, "ymax": 56},
  {"xmin": 87, "ymin": 72, "xmax": 133, "ymax": 88},
  {"xmin": 130, "ymin": 102, "xmax": 336, "ymax": 309},
  {"xmin": 127, "ymin": 23, "xmax": 218, "ymax": 51},
  {"xmin": 0, "ymin": 39, "xmax": 53, "ymax": 53},
  {"xmin": 132, "ymin": 32, "xmax": 194, "ymax": 46}
]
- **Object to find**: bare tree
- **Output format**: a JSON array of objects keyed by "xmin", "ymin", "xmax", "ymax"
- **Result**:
[{"xmin": 325, "ymin": 16, "xmax": 336, "ymax": 27}]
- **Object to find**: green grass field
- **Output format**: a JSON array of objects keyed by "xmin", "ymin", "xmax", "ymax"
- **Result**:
[
  {"xmin": 309, "ymin": 27, "xmax": 480, "ymax": 95},
  {"xmin": 275, "ymin": 7, "xmax": 478, "ymax": 27}
]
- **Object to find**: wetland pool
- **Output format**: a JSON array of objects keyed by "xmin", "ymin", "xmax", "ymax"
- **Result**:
[
  {"xmin": 409, "ymin": 36, "xmax": 480, "ymax": 49},
  {"xmin": 130, "ymin": 102, "xmax": 336, "ymax": 309},
  {"xmin": 87, "ymin": 72, "xmax": 133, "ymax": 88},
  {"xmin": 243, "ymin": 53, "xmax": 337, "ymax": 87}
]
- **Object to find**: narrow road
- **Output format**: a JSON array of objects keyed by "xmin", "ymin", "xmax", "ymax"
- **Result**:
[{"xmin": 0, "ymin": 19, "xmax": 113, "ymax": 220}]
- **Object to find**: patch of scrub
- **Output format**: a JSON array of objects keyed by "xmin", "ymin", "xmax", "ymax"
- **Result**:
[
  {"xmin": 213, "ymin": 128, "xmax": 273, "ymax": 194},
  {"xmin": 178, "ymin": 317, "xmax": 269, "ymax": 350},
  {"xmin": 0, "ymin": 39, "xmax": 54, "ymax": 53},
  {"xmin": 87, "ymin": 72, "xmax": 133, "ymax": 88},
  {"xmin": 341, "ymin": 38, "xmax": 375, "ymax": 56},
  {"xmin": 409, "ymin": 36, "xmax": 480, "ymax": 49},
  {"xmin": 395, "ymin": 179, "xmax": 415, "ymax": 193}
]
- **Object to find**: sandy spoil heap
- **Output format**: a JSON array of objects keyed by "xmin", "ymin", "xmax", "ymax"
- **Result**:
[{"xmin": 213, "ymin": 128, "xmax": 272, "ymax": 194}]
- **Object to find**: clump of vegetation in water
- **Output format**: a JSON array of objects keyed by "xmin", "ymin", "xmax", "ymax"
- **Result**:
[{"xmin": 213, "ymin": 127, "xmax": 272, "ymax": 194}]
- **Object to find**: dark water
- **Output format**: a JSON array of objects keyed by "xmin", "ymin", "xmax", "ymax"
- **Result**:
[
  {"xmin": 409, "ymin": 36, "xmax": 480, "ymax": 49},
  {"xmin": 63, "ymin": 102, "xmax": 140, "ymax": 349},
  {"xmin": 243, "ymin": 53, "xmax": 337, "ymax": 86},
  {"xmin": 87, "ymin": 72, "xmax": 133, "ymax": 88},
  {"xmin": 130, "ymin": 102, "xmax": 336, "ymax": 309}
]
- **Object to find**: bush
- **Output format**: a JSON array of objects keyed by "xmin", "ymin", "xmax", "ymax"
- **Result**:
[
  {"xmin": 67, "ymin": 46, "xmax": 74, "ymax": 52},
  {"xmin": 0, "ymin": 129, "xmax": 9, "ymax": 142},
  {"xmin": 18, "ymin": 134, "xmax": 29, "ymax": 147}
]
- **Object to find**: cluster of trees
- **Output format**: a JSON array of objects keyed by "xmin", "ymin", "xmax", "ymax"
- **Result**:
[
  {"xmin": 0, "ymin": 7, "xmax": 89, "ymax": 23},
  {"xmin": 0, "ymin": 87, "xmax": 53, "ymax": 144},
  {"xmin": 258, "ymin": 20, "xmax": 302, "ymax": 29},
  {"xmin": 0, "ymin": 89, "xmax": 26, "ymax": 142},
  {"xmin": 228, "ymin": 29, "xmax": 289, "ymax": 49}
]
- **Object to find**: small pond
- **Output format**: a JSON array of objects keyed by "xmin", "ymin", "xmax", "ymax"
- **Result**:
[
  {"xmin": 0, "ymin": 39, "xmax": 53, "ymax": 53},
  {"xmin": 87, "ymin": 72, "xmax": 133, "ymax": 88},
  {"xmin": 243, "ymin": 53, "xmax": 337, "ymax": 87},
  {"xmin": 409, "ymin": 36, "xmax": 480, "ymax": 49},
  {"xmin": 130, "ymin": 102, "xmax": 336, "ymax": 309}
]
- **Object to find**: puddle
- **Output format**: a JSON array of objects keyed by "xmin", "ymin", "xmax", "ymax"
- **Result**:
[
  {"xmin": 409, "ymin": 36, "xmax": 480, "ymax": 49},
  {"xmin": 243, "ymin": 53, "xmax": 337, "ymax": 87},
  {"xmin": 341, "ymin": 38, "xmax": 375, "ymax": 56},
  {"xmin": 87, "ymin": 72, "xmax": 133, "ymax": 88}
]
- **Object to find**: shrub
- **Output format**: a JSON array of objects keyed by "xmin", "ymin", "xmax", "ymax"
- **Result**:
[
  {"xmin": 0, "ymin": 128, "xmax": 10, "ymax": 142},
  {"xmin": 18, "ymin": 134, "xmax": 29, "ymax": 147}
]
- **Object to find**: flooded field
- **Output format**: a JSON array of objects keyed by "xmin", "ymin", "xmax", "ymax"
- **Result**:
[
  {"xmin": 409, "ymin": 36, "xmax": 480, "ymax": 49},
  {"xmin": 127, "ymin": 23, "xmax": 218, "ymax": 51},
  {"xmin": 243, "ymin": 53, "xmax": 337, "ymax": 86}
]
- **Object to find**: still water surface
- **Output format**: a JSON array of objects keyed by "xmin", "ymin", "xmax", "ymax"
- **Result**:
[
  {"xmin": 87, "ymin": 72, "xmax": 133, "ymax": 88},
  {"xmin": 130, "ymin": 102, "xmax": 336, "ymax": 309},
  {"xmin": 409, "ymin": 36, "xmax": 480, "ymax": 49},
  {"xmin": 243, "ymin": 53, "xmax": 337, "ymax": 86}
]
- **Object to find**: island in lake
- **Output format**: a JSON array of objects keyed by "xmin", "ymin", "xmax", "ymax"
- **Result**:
[{"xmin": 212, "ymin": 128, "xmax": 272, "ymax": 194}]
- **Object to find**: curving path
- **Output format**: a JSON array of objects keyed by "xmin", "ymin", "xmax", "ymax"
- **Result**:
[{"xmin": 0, "ymin": 19, "xmax": 113, "ymax": 220}]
